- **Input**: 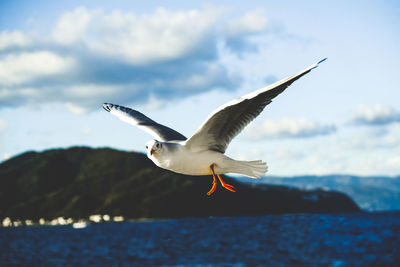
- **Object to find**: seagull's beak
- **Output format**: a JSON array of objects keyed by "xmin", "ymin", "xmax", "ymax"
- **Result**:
[{"xmin": 150, "ymin": 149, "xmax": 154, "ymax": 155}]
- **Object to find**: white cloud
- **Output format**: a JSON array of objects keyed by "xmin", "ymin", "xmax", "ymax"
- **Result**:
[
  {"xmin": 344, "ymin": 124, "xmax": 400, "ymax": 151},
  {"xmin": 222, "ymin": 9, "xmax": 268, "ymax": 53},
  {"xmin": 0, "ymin": 31, "xmax": 30, "ymax": 51},
  {"xmin": 66, "ymin": 103, "xmax": 88, "ymax": 115},
  {"xmin": 66, "ymin": 84, "xmax": 118, "ymax": 98},
  {"xmin": 0, "ymin": 51, "xmax": 76, "ymax": 85},
  {"xmin": 246, "ymin": 118, "xmax": 336, "ymax": 139},
  {"xmin": 352, "ymin": 105, "xmax": 400, "ymax": 126},
  {"xmin": 223, "ymin": 9, "xmax": 268, "ymax": 37},
  {"xmin": 0, "ymin": 7, "xmax": 271, "ymax": 113},
  {"xmin": 53, "ymin": 7, "xmax": 221, "ymax": 65},
  {"xmin": 170, "ymin": 63, "xmax": 235, "ymax": 91},
  {"xmin": 144, "ymin": 95, "xmax": 167, "ymax": 111},
  {"xmin": 53, "ymin": 7, "xmax": 100, "ymax": 45}
]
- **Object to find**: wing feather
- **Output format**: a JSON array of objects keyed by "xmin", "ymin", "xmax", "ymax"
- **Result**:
[
  {"xmin": 103, "ymin": 103, "xmax": 187, "ymax": 141},
  {"xmin": 185, "ymin": 58, "xmax": 327, "ymax": 153}
]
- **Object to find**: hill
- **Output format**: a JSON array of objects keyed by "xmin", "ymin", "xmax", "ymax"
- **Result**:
[
  {"xmin": 254, "ymin": 175, "xmax": 400, "ymax": 211},
  {"xmin": 0, "ymin": 147, "xmax": 359, "ymax": 221}
]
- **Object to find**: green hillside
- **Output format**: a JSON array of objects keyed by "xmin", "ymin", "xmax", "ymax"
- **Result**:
[{"xmin": 0, "ymin": 147, "xmax": 360, "ymax": 220}]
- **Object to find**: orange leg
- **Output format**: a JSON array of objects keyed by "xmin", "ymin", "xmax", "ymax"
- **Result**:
[
  {"xmin": 208, "ymin": 165, "xmax": 236, "ymax": 194},
  {"xmin": 206, "ymin": 172, "xmax": 217, "ymax": 196}
]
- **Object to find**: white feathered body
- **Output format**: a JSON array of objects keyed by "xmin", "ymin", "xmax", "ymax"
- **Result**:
[{"xmin": 148, "ymin": 142, "xmax": 267, "ymax": 178}]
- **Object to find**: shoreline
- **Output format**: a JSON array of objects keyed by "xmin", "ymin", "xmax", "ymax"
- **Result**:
[{"xmin": 3, "ymin": 210, "xmax": 400, "ymax": 228}]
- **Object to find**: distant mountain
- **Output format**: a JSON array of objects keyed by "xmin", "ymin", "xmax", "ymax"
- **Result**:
[
  {"xmin": 0, "ymin": 147, "xmax": 359, "ymax": 221},
  {"xmin": 251, "ymin": 175, "xmax": 400, "ymax": 211}
]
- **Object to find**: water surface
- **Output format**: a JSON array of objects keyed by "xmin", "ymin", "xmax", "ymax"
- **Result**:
[{"xmin": 1, "ymin": 212, "xmax": 399, "ymax": 266}]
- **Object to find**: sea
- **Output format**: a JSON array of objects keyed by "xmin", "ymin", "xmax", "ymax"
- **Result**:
[{"xmin": 1, "ymin": 212, "xmax": 399, "ymax": 266}]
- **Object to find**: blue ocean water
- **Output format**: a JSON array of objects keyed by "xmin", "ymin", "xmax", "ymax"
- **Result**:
[{"xmin": 1, "ymin": 212, "xmax": 400, "ymax": 266}]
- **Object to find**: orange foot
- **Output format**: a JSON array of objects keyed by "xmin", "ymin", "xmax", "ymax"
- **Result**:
[
  {"xmin": 217, "ymin": 174, "xmax": 236, "ymax": 193},
  {"xmin": 207, "ymin": 165, "xmax": 236, "ymax": 195}
]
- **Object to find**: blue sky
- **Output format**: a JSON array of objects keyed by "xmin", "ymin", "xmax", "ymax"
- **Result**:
[{"xmin": 1, "ymin": 0, "xmax": 399, "ymax": 176}]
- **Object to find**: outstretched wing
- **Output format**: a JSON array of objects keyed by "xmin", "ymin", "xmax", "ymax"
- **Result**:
[
  {"xmin": 185, "ymin": 58, "xmax": 327, "ymax": 153},
  {"xmin": 103, "ymin": 103, "xmax": 187, "ymax": 141}
]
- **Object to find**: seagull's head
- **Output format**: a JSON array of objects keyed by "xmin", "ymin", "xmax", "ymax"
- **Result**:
[{"xmin": 145, "ymin": 140, "xmax": 163, "ymax": 157}]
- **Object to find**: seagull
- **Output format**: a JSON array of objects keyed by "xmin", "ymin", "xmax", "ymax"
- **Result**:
[{"xmin": 103, "ymin": 58, "xmax": 326, "ymax": 195}]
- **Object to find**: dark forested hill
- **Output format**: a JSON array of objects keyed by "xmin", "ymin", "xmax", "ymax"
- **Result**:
[{"xmin": 0, "ymin": 147, "xmax": 359, "ymax": 220}]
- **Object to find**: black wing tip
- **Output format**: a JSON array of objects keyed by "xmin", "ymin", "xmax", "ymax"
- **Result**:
[{"xmin": 103, "ymin": 103, "xmax": 113, "ymax": 112}]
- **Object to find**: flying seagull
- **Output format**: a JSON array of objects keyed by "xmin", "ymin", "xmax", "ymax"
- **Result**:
[{"xmin": 103, "ymin": 58, "xmax": 326, "ymax": 195}]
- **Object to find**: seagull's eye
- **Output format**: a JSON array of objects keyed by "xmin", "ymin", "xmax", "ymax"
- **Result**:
[
  {"xmin": 145, "ymin": 145, "xmax": 148, "ymax": 149},
  {"xmin": 156, "ymin": 143, "xmax": 159, "ymax": 148}
]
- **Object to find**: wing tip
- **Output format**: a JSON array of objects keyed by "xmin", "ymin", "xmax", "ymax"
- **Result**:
[
  {"xmin": 318, "ymin": 57, "xmax": 328, "ymax": 64},
  {"xmin": 103, "ymin": 103, "xmax": 113, "ymax": 112},
  {"xmin": 311, "ymin": 57, "xmax": 328, "ymax": 70}
]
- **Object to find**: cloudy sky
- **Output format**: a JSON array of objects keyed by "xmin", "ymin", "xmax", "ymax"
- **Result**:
[{"xmin": 1, "ymin": 0, "xmax": 399, "ymax": 176}]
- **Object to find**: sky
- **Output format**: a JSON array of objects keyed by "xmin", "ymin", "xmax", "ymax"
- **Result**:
[{"xmin": 1, "ymin": 0, "xmax": 399, "ymax": 176}]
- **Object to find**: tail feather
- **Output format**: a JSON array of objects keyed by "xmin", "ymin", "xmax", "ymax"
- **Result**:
[{"xmin": 229, "ymin": 160, "xmax": 268, "ymax": 178}]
